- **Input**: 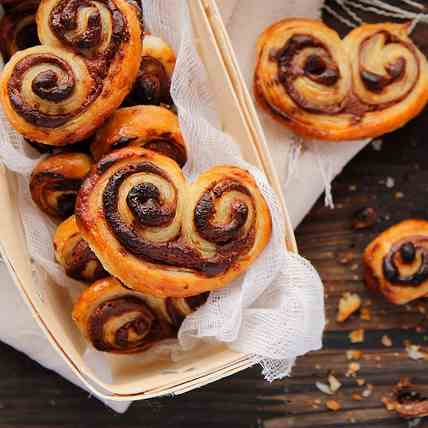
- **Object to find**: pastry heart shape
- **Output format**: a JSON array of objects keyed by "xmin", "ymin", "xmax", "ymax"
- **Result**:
[
  {"xmin": 0, "ymin": 0, "xmax": 142, "ymax": 145},
  {"xmin": 254, "ymin": 19, "xmax": 428, "ymax": 141},
  {"xmin": 76, "ymin": 147, "xmax": 272, "ymax": 298}
]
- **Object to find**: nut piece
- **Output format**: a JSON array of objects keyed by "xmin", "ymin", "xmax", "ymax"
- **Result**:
[
  {"xmin": 381, "ymin": 335, "xmax": 393, "ymax": 347},
  {"xmin": 337, "ymin": 293, "xmax": 362, "ymax": 322},
  {"xmin": 326, "ymin": 399, "xmax": 341, "ymax": 411}
]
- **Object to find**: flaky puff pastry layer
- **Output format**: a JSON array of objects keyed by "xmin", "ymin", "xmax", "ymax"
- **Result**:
[
  {"xmin": 254, "ymin": 19, "xmax": 428, "ymax": 141},
  {"xmin": 364, "ymin": 219, "xmax": 428, "ymax": 305},
  {"xmin": 54, "ymin": 215, "xmax": 108, "ymax": 282},
  {"xmin": 30, "ymin": 152, "xmax": 92, "ymax": 219},
  {"xmin": 76, "ymin": 147, "xmax": 272, "ymax": 298},
  {"xmin": 91, "ymin": 105, "xmax": 187, "ymax": 167},
  {"xmin": 72, "ymin": 277, "xmax": 207, "ymax": 353},
  {"xmin": 0, "ymin": 0, "xmax": 142, "ymax": 145}
]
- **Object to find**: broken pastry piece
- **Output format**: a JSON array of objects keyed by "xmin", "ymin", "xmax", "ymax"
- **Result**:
[
  {"xmin": 383, "ymin": 378, "xmax": 428, "ymax": 418},
  {"xmin": 336, "ymin": 292, "xmax": 361, "ymax": 322},
  {"xmin": 363, "ymin": 219, "xmax": 428, "ymax": 304}
]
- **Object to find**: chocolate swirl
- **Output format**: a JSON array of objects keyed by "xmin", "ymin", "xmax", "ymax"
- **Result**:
[
  {"xmin": 275, "ymin": 34, "xmax": 347, "ymax": 114},
  {"xmin": 353, "ymin": 30, "xmax": 420, "ymax": 108},
  {"xmin": 383, "ymin": 237, "xmax": 428, "ymax": 287},
  {"xmin": 0, "ymin": 0, "xmax": 142, "ymax": 145},
  {"xmin": 54, "ymin": 216, "xmax": 108, "ymax": 282},
  {"xmin": 72, "ymin": 277, "xmax": 181, "ymax": 353},
  {"xmin": 7, "ymin": 53, "xmax": 81, "ymax": 128},
  {"xmin": 127, "ymin": 57, "xmax": 172, "ymax": 106},
  {"xmin": 102, "ymin": 160, "xmax": 255, "ymax": 276},
  {"xmin": 30, "ymin": 152, "xmax": 92, "ymax": 218},
  {"xmin": 76, "ymin": 147, "xmax": 271, "ymax": 297},
  {"xmin": 87, "ymin": 296, "xmax": 173, "ymax": 352}
]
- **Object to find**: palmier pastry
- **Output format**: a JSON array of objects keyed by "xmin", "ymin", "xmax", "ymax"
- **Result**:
[
  {"xmin": 125, "ymin": 34, "xmax": 175, "ymax": 106},
  {"xmin": 30, "ymin": 152, "xmax": 92, "ymax": 218},
  {"xmin": 76, "ymin": 147, "xmax": 272, "ymax": 297},
  {"xmin": 91, "ymin": 106, "xmax": 187, "ymax": 166},
  {"xmin": 254, "ymin": 19, "xmax": 428, "ymax": 141},
  {"xmin": 0, "ymin": 0, "xmax": 40, "ymax": 60},
  {"xmin": 0, "ymin": 0, "xmax": 142, "ymax": 146},
  {"xmin": 53, "ymin": 215, "xmax": 108, "ymax": 282},
  {"xmin": 72, "ymin": 277, "xmax": 208, "ymax": 353},
  {"xmin": 363, "ymin": 220, "xmax": 428, "ymax": 305}
]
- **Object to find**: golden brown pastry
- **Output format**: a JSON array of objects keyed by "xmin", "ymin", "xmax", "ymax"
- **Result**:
[
  {"xmin": 125, "ymin": 34, "xmax": 175, "ymax": 106},
  {"xmin": 53, "ymin": 215, "xmax": 108, "ymax": 282},
  {"xmin": 76, "ymin": 147, "xmax": 272, "ymax": 298},
  {"xmin": 0, "ymin": 0, "xmax": 40, "ymax": 60},
  {"xmin": 0, "ymin": 0, "xmax": 142, "ymax": 146},
  {"xmin": 254, "ymin": 19, "xmax": 428, "ymax": 141},
  {"xmin": 363, "ymin": 219, "xmax": 428, "ymax": 305},
  {"xmin": 30, "ymin": 152, "xmax": 92, "ymax": 219},
  {"xmin": 72, "ymin": 277, "xmax": 208, "ymax": 353},
  {"xmin": 91, "ymin": 106, "xmax": 187, "ymax": 166}
]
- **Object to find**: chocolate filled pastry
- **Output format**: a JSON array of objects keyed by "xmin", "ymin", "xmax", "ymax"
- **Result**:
[
  {"xmin": 0, "ymin": 0, "xmax": 142, "ymax": 146},
  {"xmin": 76, "ymin": 147, "xmax": 272, "ymax": 298},
  {"xmin": 91, "ymin": 106, "xmax": 187, "ymax": 167},
  {"xmin": 54, "ymin": 215, "xmax": 108, "ymax": 282},
  {"xmin": 30, "ymin": 152, "xmax": 92, "ymax": 219},
  {"xmin": 125, "ymin": 34, "xmax": 175, "ymax": 106},
  {"xmin": 254, "ymin": 19, "xmax": 428, "ymax": 141},
  {"xmin": 0, "ymin": 0, "xmax": 40, "ymax": 60},
  {"xmin": 72, "ymin": 277, "xmax": 208, "ymax": 353},
  {"xmin": 363, "ymin": 220, "xmax": 428, "ymax": 305}
]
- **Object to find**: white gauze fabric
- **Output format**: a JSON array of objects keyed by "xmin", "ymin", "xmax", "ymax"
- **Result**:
[{"xmin": 0, "ymin": 0, "xmax": 325, "ymax": 384}]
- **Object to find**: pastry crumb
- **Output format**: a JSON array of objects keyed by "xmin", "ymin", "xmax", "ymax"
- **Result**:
[
  {"xmin": 352, "ymin": 392, "xmax": 363, "ymax": 401},
  {"xmin": 326, "ymin": 399, "xmax": 341, "ymax": 411},
  {"xmin": 356, "ymin": 378, "xmax": 366, "ymax": 386},
  {"xmin": 381, "ymin": 335, "xmax": 392, "ymax": 347},
  {"xmin": 362, "ymin": 384, "xmax": 373, "ymax": 398},
  {"xmin": 349, "ymin": 328, "xmax": 365, "ymax": 343},
  {"xmin": 346, "ymin": 350, "xmax": 362, "ymax": 360},
  {"xmin": 337, "ymin": 293, "xmax": 361, "ymax": 322},
  {"xmin": 346, "ymin": 362, "xmax": 361, "ymax": 377},
  {"xmin": 360, "ymin": 307, "xmax": 371, "ymax": 321}
]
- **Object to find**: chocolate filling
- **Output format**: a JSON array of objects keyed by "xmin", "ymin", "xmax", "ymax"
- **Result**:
[
  {"xmin": 382, "ymin": 237, "xmax": 428, "ymax": 286},
  {"xmin": 65, "ymin": 238, "xmax": 108, "ymax": 281},
  {"xmin": 165, "ymin": 292, "xmax": 209, "ymax": 327},
  {"xmin": 275, "ymin": 34, "xmax": 343, "ymax": 114},
  {"xmin": 102, "ymin": 161, "xmax": 256, "ymax": 277},
  {"xmin": 87, "ymin": 296, "xmax": 155, "ymax": 351},
  {"xmin": 8, "ymin": 0, "xmax": 132, "ymax": 128},
  {"xmin": 31, "ymin": 171, "xmax": 83, "ymax": 215},
  {"xmin": 127, "ymin": 56, "xmax": 172, "ymax": 106},
  {"xmin": 358, "ymin": 31, "xmax": 418, "ymax": 104}
]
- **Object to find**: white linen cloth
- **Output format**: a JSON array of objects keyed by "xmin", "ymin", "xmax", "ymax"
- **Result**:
[{"xmin": 0, "ymin": 0, "xmax": 420, "ymax": 414}]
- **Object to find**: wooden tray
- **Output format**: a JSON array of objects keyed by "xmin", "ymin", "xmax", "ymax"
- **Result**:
[{"xmin": 0, "ymin": 0, "xmax": 296, "ymax": 401}]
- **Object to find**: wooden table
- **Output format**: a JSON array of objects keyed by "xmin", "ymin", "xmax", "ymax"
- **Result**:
[{"xmin": 0, "ymin": 103, "xmax": 427, "ymax": 428}]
